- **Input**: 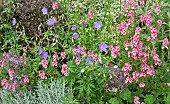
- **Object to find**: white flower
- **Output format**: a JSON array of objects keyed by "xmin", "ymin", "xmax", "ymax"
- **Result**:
[
  {"xmin": 81, "ymin": 69, "xmax": 85, "ymax": 73},
  {"xmin": 113, "ymin": 65, "xmax": 118, "ymax": 69},
  {"xmin": 125, "ymin": 47, "xmax": 128, "ymax": 50}
]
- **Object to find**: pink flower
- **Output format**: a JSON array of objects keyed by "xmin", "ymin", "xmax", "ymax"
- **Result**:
[
  {"xmin": 157, "ymin": 20, "xmax": 162, "ymax": 26},
  {"xmin": 72, "ymin": 48, "xmax": 78, "ymax": 54},
  {"xmin": 147, "ymin": 65, "xmax": 155, "ymax": 76},
  {"xmin": 148, "ymin": 9, "xmax": 152, "ymax": 15},
  {"xmin": 141, "ymin": 102, "xmax": 145, "ymax": 104},
  {"xmin": 3, "ymin": 83, "xmax": 8, "ymax": 89},
  {"xmin": 52, "ymin": 1, "xmax": 59, "ymax": 10},
  {"xmin": 140, "ymin": 0, "xmax": 145, "ymax": 7},
  {"xmin": 53, "ymin": 54, "xmax": 58, "ymax": 60},
  {"xmin": 9, "ymin": 83, "xmax": 16, "ymax": 91},
  {"xmin": 122, "ymin": 62, "xmax": 132, "ymax": 71},
  {"xmin": 92, "ymin": 53, "xmax": 98, "ymax": 61},
  {"xmin": 52, "ymin": 61, "xmax": 58, "ymax": 67},
  {"xmin": 8, "ymin": 69, "xmax": 15, "ymax": 80},
  {"xmin": 125, "ymin": 77, "xmax": 133, "ymax": 83},
  {"xmin": 132, "ymin": 34, "xmax": 140, "ymax": 47},
  {"xmin": 162, "ymin": 37, "xmax": 169, "ymax": 49},
  {"xmin": 41, "ymin": 59, "xmax": 48, "ymax": 68},
  {"xmin": 135, "ymin": 27, "xmax": 142, "ymax": 35},
  {"xmin": 134, "ymin": 96, "xmax": 140, "ymax": 104},
  {"xmin": 75, "ymin": 57, "xmax": 81, "ymax": 65},
  {"xmin": 23, "ymin": 75, "xmax": 29, "ymax": 83},
  {"xmin": 145, "ymin": 46, "xmax": 150, "ymax": 51},
  {"xmin": 1, "ymin": 79, "xmax": 8, "ymax": 85},
  {"xmin": 80, "ymin": 48, "xmax": 86, "ymax": 57},
  {"xmin": 110, "ymin": 45, "xmax": 120, "ymax": 58},
  {"xmin": 39, "ymin": 70, "xmax": 47, "ymax": 79},
  {"xmin": 61, "ymin": 64, "xmax": 68, "ymax": 76},
  {"xmin": 23, "ymin": 47, "xmax": 27, "ymax": 51},
  {"xmin": 128, "ymin": 10, "xmax": 134, "ymax": 17},
  {"xmin": 132, "ymin": 71, "xmax": 140, "ymax": 81},
  {"xmin": 61, "ymin": 52, "xmax": 66, "ymax": 59},
  {"xmin": 139, "ymin": 82, "xmax": 145, "ymax": 87},
  {"xmin": 155, "ymin": 4, "xmax": 161, "ymax": 14},
  {"xmin": 88, "ymin": 50, "xmax": 94, "ymax": 57},
  {"xmin": 0, "ymin": 58, "xmax": 4, "ymax": 67},
  {"xmin": 88, "ymin": 10, "xmax": 94, "ymax": 19}
]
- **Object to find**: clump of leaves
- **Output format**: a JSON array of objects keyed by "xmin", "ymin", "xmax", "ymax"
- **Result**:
[
  {"xmin": 12, "ymin": 0, "xmax": 66, "ymax": 35},
  {"xmin": 103, "ymin": 68, "xmax": 128, "ymax": 93}
]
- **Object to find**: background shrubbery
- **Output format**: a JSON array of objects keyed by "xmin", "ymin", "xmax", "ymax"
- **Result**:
[{"xmin": 0, "ymin": 0, "xmax": 170, "ymax": 103}]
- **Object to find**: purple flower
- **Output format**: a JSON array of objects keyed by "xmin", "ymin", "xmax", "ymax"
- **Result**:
[
  {"xmin": 42, "ymin": 52, "xmax": 48, "ymax": 60},
  {"xmin": 85, "ymin": 58, "xmax": 92, "ymax": 66},
  {"xmin": 68, "ymin": 6, "xmax": 73, "ymax": 13},
  {"xmin": 71, "ymin": 25, "xmax": 77, "ymax": 30},
  {"xmin": 39, "ymin": 48, "xmax": 43, "ymax": 55},
  {"xmin": 72, "ymin": 33, "xmax": 79, "ymax": 39},
  {"xmin": 98, "ymin": 42, "xmax": 108, "ymax": 52},
  {"xmin": 47, "ymin": 18, "xmax": 56, "ymax": 26},
  {"xmin": 77, "ymin": 45, "xmax": 81, "ymax": 54},
  {"xmin": 12, "ymin": 18, "xmax": 16, "ymax": 26},
  {"xmin": 42, "ymin": 7, "xmax": 48, "ymax": 15},
  {"xmin": 94, "ymin": 21, "xmax": 102, "ymax": 29}
]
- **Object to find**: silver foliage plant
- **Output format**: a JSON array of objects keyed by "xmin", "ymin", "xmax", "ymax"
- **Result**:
[{"xmin": 0, "ymin": 78, "xmax": 72, "ymax": 104}]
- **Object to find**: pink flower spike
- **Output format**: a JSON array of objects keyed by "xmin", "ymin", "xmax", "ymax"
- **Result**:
[
  {"xmin": 52, "ymin": 1, "xmax": 59, "ymax": 10},
  {"xmin": 61, "ymin": 64, "xmax": 68, "ymax": 76},
  {"xmin": 75, "ymin": 57, "xmax": 81, "ymax": 65},
  {"xmin": 9, "ymin": 83, "xmax": 16, "ymax": 91},
  {"xmin": 61, "ymin": 52, "xmax": 66, "ymax": 59},
  {"xmin": 39, "ymin": 70, "xmax": 47, "ymax": 79},
  {"xmin": 41, "ymin": 59, "xmax": 48, "ymax": 68},
  {"xmin": 134, "ymin": 96, "xmax": 140, "ymax": 104},
  {"xmin": 0, "ymin": 58, "xmax": 4, "ymax": 67},
  {"xmin": 139, "ymin": 82, "xmax": 145, "ymax": 88},
  {"xmin": 157, "ymin": 20, "xmax": 162, "ymax": 26},
  {"xmin": 52, "ymin": 60, "xmax": 58, "ymax": 67},
  {"xmin": 88, "ymin": 10, "xmax": 94, "ymax": 19},
  {"xmin": 53, "ymin": 54, "xmax": 58, "ymax": 60},
  {"xmin": 162, "ymin": 37, "xmax": 169, "ymax": 49},
  {"xmin": 23, "ymin": 75, "xmax": 29, "ymax": 83}
]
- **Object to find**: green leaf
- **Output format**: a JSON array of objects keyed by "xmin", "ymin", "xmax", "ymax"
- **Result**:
[
  {"xmin": 119, "ymin": 88, "xmax": 132, "ymax": 101},
  {"xmin": 144, "ymin": 94, "xmax": 155, "ymax": 104},
  {"xmin": 109, "ymin": 98, "xmax": 120, "ymax": 104}
]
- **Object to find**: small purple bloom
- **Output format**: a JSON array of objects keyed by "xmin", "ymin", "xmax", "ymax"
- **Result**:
[
  {"xmin": 97, "ymin": 61, "xmax": 100, "ymax": 66},
  {"xmin": 39, "ymin": 48, "xmax": 43, "ymax": 55},
  {"xmin": 94, "ymin": 21, "xmax": 103, "ymax": 29},
  {"xmin": 42, "ymin": 7, "xmax": 48, "ymax": 15},
  {"xmin": 12, "ymin": 18, "xmax": 16, "ymax": 26},
  {"xmin": 68, "ymin": 6, "xmax": 73, "ymax": 13},
  {"xmin": 47, "ymin": 18, "xmax": 57, "ymax": 26},
  {"xmin": 98, "ymin": 42, "xmax": 108, "ymax": 52},
  {"xmin": 42, "ymin": 52, "xmax": 48, "ymax": 60},
  {"xmin": 71, "ymin": 25, "xmax": 77, "ymax": 30},
  {"xmin": 77, "ymin": 45, "xmax": 81, "ymax": 54},
  {"xmin": 85, "ymin": 58, "xmax": 92, "ymax": 66},
  {"xmin": 72, "ymin": 33, "xmax": 79, "ymax": 39}
]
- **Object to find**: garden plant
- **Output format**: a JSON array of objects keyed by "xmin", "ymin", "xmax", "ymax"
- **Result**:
[{"xmin": 0, "ymin": 0, "xmax": 170, "ymax": 104}]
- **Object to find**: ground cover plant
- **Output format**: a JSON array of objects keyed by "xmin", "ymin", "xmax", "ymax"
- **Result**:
[{"xmin": 0, "ymin": 0, "xmax": 170, "ymax": 104}]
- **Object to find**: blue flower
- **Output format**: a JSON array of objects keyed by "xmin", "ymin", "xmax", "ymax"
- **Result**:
[
  {"xmin": 42, "ymin": 7, "xmax": 48, "ymax": 15},
  {"xmin": 94, "ymin": 21, "xmax": 103, "ymax": 29},
  {"xmin": 85, "ymin": 58, "xmax": 91, "ymax": 66},
  {"xmin": 72, "ymin": 33, "xmax": 79, "ymax": 39},
  {"xmin": 47, "ymin": 18, "xmax": 56, "ymax": 26},
  {"xmin": 39, "ymin": 48, "xmax": 43, "ymax": 55},
  {"xmin": 71, "ymin": 25, "xmax": 77, "ymax": 30},
  {"xmin": 77, "ymin": 45, "xmax": 81, "ymax": 54},
  {"xmin": 12, "ymin": 18, "xmax": 16, "ymax": 26},
  {"xmin": 42, "ymin": 52, "xmax": 48, "ymax": 60},
  {"xmin": 68, "ymin": 6, "xmax": 73, "ymax": 13},
  {"xmin": 98, "ymin": 42, "xmax": 108, "ymax": 52}
]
